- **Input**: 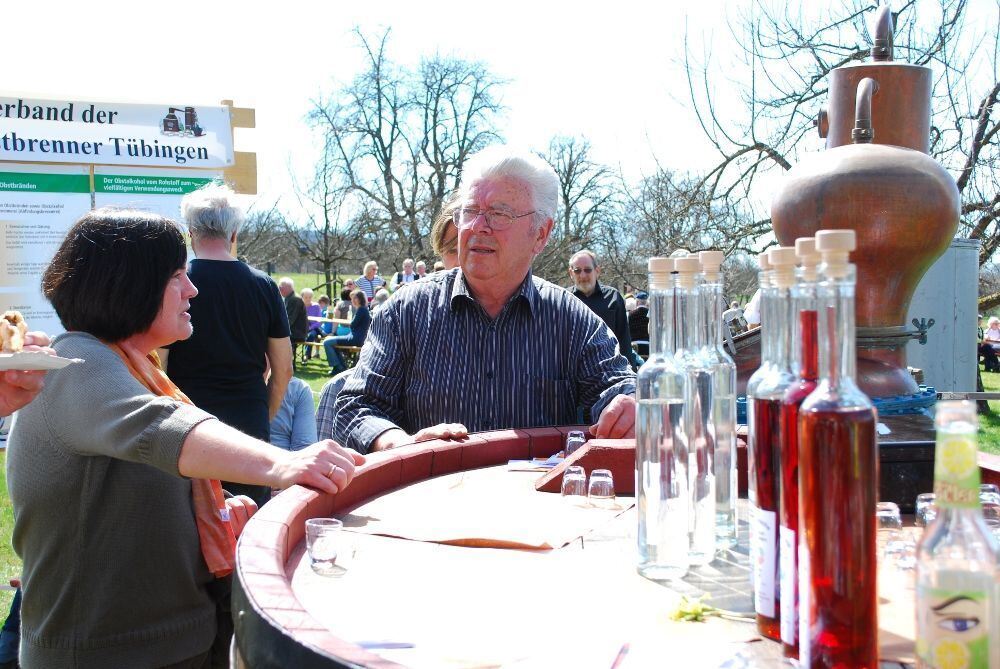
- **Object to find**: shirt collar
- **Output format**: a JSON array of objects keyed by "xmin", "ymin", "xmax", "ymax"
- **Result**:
[
  {"xmin": 571, "ymin": 280, "xmax": 602, "ymax": 299},
  {"xmin": 451, "ymin": 269, "xmax": 540, "ymax": 317}
]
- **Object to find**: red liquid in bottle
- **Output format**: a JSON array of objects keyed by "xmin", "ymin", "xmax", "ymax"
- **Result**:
[
  {"xmin": 750, "ymin": 396, "xmax": 782, "ymax": 641},
  {"xmin": 778, "ymin": 309, "xmax": 818, "ymax": 659},
  {"xmin": 798, "ymin": 404, "xmax": 878, "ymax": 669}
]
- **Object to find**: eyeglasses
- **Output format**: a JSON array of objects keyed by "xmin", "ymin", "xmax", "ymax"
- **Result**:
[
  {"xmin": 571, "ymin": 267, "xmax": 595, "ymax": 274},
  {"xmin": 453, "ymin": 206, "xmax": 536, "ymax": 230}
]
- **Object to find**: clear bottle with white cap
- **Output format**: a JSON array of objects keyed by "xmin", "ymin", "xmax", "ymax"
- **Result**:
[
  {"xmin": 797, "ymin": 229, "xmax": 878, "ymax": 668},
  {"xmin": 635, "ymin": 257, "xmax": 689, "ymax": 581},
  {"xmin": 674, "ymin": 255, "xmax": 716, "ymax": 566},
  {"xmin": 697, "ymin": 250, "xmax": 738, "ymax": 552},
  {"xmin": 750, "ymin": 246, "xmax": 798, "ymax": 642}
]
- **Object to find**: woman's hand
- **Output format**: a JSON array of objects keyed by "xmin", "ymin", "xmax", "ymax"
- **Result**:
[
  {"xmin": 0, "ymin": 332, "xmax": 55, "ymax": 417},
  {"xmin": 269, "ymin": 440, "xmax": 366, "ymax": 494},
  {"xmin": 226, "ymin": 495, "xmax": 258, "ymax": 538}
]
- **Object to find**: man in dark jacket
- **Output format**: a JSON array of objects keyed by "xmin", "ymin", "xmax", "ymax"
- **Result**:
[
  {"xmin": 279, "ymin": 277, "xmax": 309, "ymax": 361},
  {"xmin": 568, "ymin": 249, "xmax": 636, "ymax": 370}
]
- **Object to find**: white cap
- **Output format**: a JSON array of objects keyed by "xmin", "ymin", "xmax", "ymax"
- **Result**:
[
  {"xmin": 699, "ymin": 250, "xmax": 725, "ymax": 280},
  {"xmin": 795, "ymin": 237, "xmax": 821, "ymax": 281},
  {"xmin": 648, "ymin": 256, "xmax": 674, "ymax": 290},
  {"xmin": 674, "ymin": 256, "xmax": 701, "ymax": 290},
  {"xmin": 815, "ymin": 229, "xmax": 856, "ymax": 279},
  {"xmin": 767, "ymin": 246, "xmax": 798, "ymax": 288}
]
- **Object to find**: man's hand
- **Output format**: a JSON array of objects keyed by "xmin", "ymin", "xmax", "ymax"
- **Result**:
[
  {"xmin": 269, "ymin": 440, "xmax": 366, "ymax": 494},
  {"xmin": 371, "ymin": 423, "xmax": 469, "ymax": 452},
  {"xmin": 590, "ymin": 394, "xmax": 636, "ymax": 439},
  {"xmin": 226, "ymin": 495, "xmax": 258, "ymax": 538},
  {"xmin": 0, "ymin": 332, "xmax": 54, "ymax": 417}
]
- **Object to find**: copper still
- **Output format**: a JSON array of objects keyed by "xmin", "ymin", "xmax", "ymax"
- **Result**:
[{"xmin": 766, "ymin": 4, "xmax": 960, "ymax": 399}]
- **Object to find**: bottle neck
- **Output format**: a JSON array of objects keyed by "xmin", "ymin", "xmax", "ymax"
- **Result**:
[
  {"xmin": 770, "ymin": 285, "xmax": 794, "ymax": 372},
  {"xmin": 702, "ymin": 276, "xmax": 727, "ymax": 353},
  {"xmin": 675, "ymin": 282, "xmax": 701, "ymax": 352},
  {"xmin": 817, "ymin": 272, "xmax": 857, "ymax": 385},
  {"xmin": 649, "ymin": 285, "xmax": 674, "ymax": 356},
  {"xmin": 791, "ymin": 282, "xmax": 818, "ymax": 380},
  {"xmin": 761, "ymin": 282, "xmax": 776, "ymax": 364}
]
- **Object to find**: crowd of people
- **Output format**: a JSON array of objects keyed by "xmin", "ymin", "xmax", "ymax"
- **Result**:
[{"xmin": 0, "ymin": 145, "xmax": 640, "ymax": 668}]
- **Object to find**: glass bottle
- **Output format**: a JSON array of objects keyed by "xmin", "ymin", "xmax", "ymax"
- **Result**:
[
  {"xmin": 674, "ymin": 256, "xmax": 716, "ymax": 566},
  {"xmin": 636, "ymin": 257, "xmax": 689, "ymax": 581},
  {"xmin": 916, "ymin": 400, "xmax": 999, "ymax": 669},
  {"xmin": 750, "ymin": 246, "xmax": 798, "ymax": 642},
  {"xmin": 698, "ymin": 250, "xmax": 738, "ymax": 552},
  {"xmin": 746, "ymin": 251, "xmax": 774, "ymax": 513},
  {"xmin": 798, "ymin": 229, "xmax": 878, "ymax": 668},
  {"xmin": 778, "ymin": 237, "xmax": 820, "ymax": 659}
]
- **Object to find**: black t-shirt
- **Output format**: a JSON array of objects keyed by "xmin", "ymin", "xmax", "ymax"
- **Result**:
[{"xmin": 166, "ymin": 259, "xmax": 290, "ymax": 440}]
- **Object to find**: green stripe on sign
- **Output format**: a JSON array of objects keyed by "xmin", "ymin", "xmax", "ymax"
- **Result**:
[
  {"xmin": 0, "ymin": 171, "xmax": 90, "ymax": 193},
  {"xmin": 94, "ymin": 174, "xmax": 217, "ymax": 195}
]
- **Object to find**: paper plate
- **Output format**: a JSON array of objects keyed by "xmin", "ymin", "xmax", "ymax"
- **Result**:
[{"xmin": 0, "ymin": 352, "xmax": 83, "ymax": 371}]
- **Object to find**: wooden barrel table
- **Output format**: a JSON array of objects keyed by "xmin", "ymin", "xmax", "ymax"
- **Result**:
[{"xmin": 231, "ymin": 426, "xmax": 941, "ymax": 668}]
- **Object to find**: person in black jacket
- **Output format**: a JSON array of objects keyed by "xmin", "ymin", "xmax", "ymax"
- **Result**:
[
  {"xmin": 279, "ymin": 277, "xmax": 308, "ymax": 360},
  {"xmin": 568, "ymin": 249, "xmax": 637, "ymax": 370}
]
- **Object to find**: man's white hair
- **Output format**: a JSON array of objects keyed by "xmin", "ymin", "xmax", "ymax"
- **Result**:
[
  {"xmin": 459, "ymin": 145, "xmax": 559, "ymax": 224},
  {"xmin": 181, "ymin": 182, "xmax": 244, "ymax": 240},
  {"xmin": 279, "ymin": 276, "xmax": 294, "ymax": 289}
]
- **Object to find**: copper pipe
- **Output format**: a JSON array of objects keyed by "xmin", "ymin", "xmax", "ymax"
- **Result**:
[
  {"xmin": 871, "ymin": 4, "xmax": 894, "ymax": 62},
  {"xmin": 852, "ymin": 78, "xmax": 878, "ymax": 144}
]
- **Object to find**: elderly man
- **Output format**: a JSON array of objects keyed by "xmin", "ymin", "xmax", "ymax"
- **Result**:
[
  {"xmin": 279, "ymin": 277, "xmax": 308, "ymax": 360},
  {"xmin": 333, "ymin": 146, "xmax": 636, "ymax": 453},
  {"xmin": 415, "ymin": 261, "xmax": 428, "ymax": 279},
  {"xmin": 391, "ymin": 258, "xmax": 418, "ymax": 291},
  {"xmin": 568, "ymin": 249, "xmax": 636, "ymax": 370}
]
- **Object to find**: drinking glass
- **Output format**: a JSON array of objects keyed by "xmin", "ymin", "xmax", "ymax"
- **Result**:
[
  {"xmin": 305, "ymin": 518, "xmax": 346, "ymax": 576},
  {"xmin": 980, "ymin": 484, "xmax": 1000, "ymax": 506},
  {"xmin": 587, "ymin": 469, "xmax": 616, "ymax": 509},
  {"xmin": 915, "ymin": 493, "xmax": 937, "ymax": 527},
  {"xmin": 561, "ymin": 465, "xmax": 587, "ymax": 503},
  {"xmin": 566, "ymin": 430, "xmax": 586, "ymax": 457}
]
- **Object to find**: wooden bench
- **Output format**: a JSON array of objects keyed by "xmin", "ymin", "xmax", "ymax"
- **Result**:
[{"xmin": 298, "ymin": 341, "xmax": 326, "ymax": 363}]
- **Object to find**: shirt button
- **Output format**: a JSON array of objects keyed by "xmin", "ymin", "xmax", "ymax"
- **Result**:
[{"xmin": 486, "ymin": 371, "xmax": 494, "ymax": 379}]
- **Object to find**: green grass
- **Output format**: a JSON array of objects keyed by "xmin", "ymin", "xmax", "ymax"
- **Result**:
[
  {"xmin": 977, "ymin": 369, "xmax": 1000, "ymax": 456},
  {"xmin": 0, "ymin": 451, "xmax": 16, "ymax": 613}
]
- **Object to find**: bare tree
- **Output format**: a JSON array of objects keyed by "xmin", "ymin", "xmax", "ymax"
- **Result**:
[
  {"xmin": 307, "ymin": 29, "xmax": 504, "ymax": 266},
  {"xmin": 237, "ymin": 200, "xmax": 298, "ymax": 272},
  {"xmin": 533, "ymin": 137, "xmax": 617, "ymax": 281},
  {"xmin": 685, "ymin": 0, "xmax": 996, "ymax": 263}
]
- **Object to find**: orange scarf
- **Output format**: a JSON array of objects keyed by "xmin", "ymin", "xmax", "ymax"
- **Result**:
[{"xmin": 108, "ymin": 341, "xmax": 237, "ymax": 578}]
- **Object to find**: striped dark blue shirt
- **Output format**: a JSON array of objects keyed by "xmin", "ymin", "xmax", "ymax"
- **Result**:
[{"xmin": 333, "ymin": 269, "xmax": 636, "ymax": 453}]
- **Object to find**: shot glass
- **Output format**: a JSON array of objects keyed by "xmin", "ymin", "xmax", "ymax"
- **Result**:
[
  {"xmin": 915, "ymin": 493, "xmax": 937, "ymax": 527},
  {"xmin": 980, "ymin": 484, "xmax": 1000, "ymax": 506},
  {"xmin": 305, "ymin": 518, "xmax": 346, "ymax": 577},
  {"xmin": 588, "ymin": 469, "xmax": 616, "ymax": 509},
  {"xmin": 875, "ymin": 502, "xmax": 908, "ymax": 565},
  {"xmin": 561, "ymin": 465, "xmax": 587, "ymax": 504},
  {"xmin": 566, "ymin": 430, "xmax": 587, "ymax": 457}
]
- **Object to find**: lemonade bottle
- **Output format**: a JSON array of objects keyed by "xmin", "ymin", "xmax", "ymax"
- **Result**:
[{"xmin": 916, "ymin": 400, "xmax": 1000, "ymax": 669}]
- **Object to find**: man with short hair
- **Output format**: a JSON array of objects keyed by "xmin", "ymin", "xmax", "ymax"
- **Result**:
[
  {"xmin": 333, "ymin": 146, "xmax": 636, "ymax": 454},
  {"xmin": 415, "ymin": 261, "xmax": 428, "ymax": 279},
  {"xmin": 356, "ymin": 261, "xmax": 385, "ymax": 301},
  {"xmin": 568, "ymin": 250, "xmax": 636, "ymax": 370},
  {"xmin": 390, "ymin": 258, "xmax": 417, "ymax": 291},
  {"xmin": 279, "ymin": 277, "xmax": 308, "ymax": 360}
]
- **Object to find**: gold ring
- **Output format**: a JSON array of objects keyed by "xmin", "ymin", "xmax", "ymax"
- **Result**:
[{"xmin": 328, "ymin": 463, "xmax": 337, "ymax": 478}]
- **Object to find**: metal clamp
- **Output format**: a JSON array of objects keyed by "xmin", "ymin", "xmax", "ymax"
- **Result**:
[{"xmin": 856, "ymin": 318, "xmax": 935, "ymax": 349}]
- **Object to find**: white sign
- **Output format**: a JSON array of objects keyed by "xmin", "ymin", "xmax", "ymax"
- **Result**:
[
  {"xmin": 0, "ymin": 96, "xmax": 234, "ymax": 168},
  {"xmin": 0, "ymin": 164, "xmax": 92, "ymax": 335},
  {"xmin": 93, "ymin": 165, "xmax": 223, "ymax": 223}
]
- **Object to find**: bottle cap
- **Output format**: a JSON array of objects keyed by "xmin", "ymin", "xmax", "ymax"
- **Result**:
[
  {"xmin": 767, "ymin": 246, "xmax": 797, "ymax": 288},
  {"xmin": 648, "ymin": 257, "xmax": 674, "ymax": 290},
  {"xmin": 815, "ymin": 229, "xmax": 856, "ymax": 279},
  {"xmin": 757, "ymin": 251, "xmax": 771, "ymax": 287},
  {"xmin": 673, "ymin": 256, "xmax": 701, "ymax": 290},
  {"xmin": 795, "ymin": 237, "xmax": 821, "ymax": 281},
  {"xmin": 699, "ymin": 250, "xmax": 725, "ymax": 280}
]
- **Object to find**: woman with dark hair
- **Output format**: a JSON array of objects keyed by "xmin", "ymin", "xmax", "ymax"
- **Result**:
[
  {"xmin": 9, "ymin": 208, "xmax": 363, "ymax": 669},
  {"xmin": 322, "ymin": 289, "xmax": 371, "ymax": 374}
]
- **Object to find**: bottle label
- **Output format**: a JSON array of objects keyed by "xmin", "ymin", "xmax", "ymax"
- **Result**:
[
  {"xmin": 933, "ymin": 433, "xmax": 981, "ymax": 508},
  {"xmin": 798, "ymin": 539, "xmax": 811, "ymax": 661},
  {"xmin": 916, "ymin": 586, "xmax": 993, "ymax": 669},
  {"xmin": 779, "ymin": 525, "xmax": 796, "ymax": 644},
  {"xmin": 752, "ymin": 506, "xmax": 777, "ymax": 617}
]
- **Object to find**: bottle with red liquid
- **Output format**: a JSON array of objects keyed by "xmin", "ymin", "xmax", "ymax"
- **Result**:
[
  {"xmin": 778, "ymin": 237, "xmax": 820, "ymax": 659},
  {"xmin": 749, "ymin": 246, "xmax": 798, "ymax": 641},
  {"xmin": 797, "ymin": 229, "xmax": 879, "ymax": 668},
  {"xmin": 746, "ymin": 252, "xmax": 773, "ymax": 548}
]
